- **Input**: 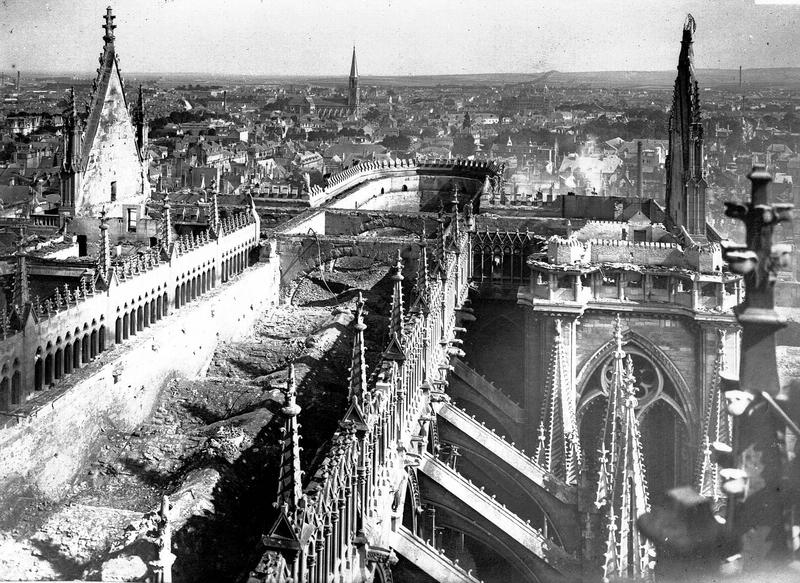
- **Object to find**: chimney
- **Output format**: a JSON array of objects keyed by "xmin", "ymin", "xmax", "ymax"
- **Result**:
[
  {"xmin": 637, "ymin": 140, "xmax": 643, "ymax": 198},
  {"xmin": 16, "ymin": 70, "xmax": 20, "ymax": 93}
]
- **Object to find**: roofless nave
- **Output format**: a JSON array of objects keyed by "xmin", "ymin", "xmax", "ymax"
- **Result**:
[{"xmin": 0, "ymin": 8, "xmax": 793, "ymax": 583}]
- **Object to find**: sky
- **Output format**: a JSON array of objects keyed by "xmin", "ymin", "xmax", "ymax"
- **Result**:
[{"xmin": 2, "ymin": 0, "xmax": 800, "ymax": 77}]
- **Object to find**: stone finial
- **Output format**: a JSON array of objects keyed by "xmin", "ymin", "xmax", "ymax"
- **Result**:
[{"xmin": 102, "ymin": 6, "xmax": 116, "ymax": 44}]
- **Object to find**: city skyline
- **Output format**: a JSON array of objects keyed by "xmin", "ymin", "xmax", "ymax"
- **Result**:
[{"xmin": 3, "ymin": 0, "xmax": 800, "ymax": 77}]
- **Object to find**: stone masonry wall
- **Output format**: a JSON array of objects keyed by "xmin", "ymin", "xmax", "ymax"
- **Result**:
[{"xmin": 0, "ymin": 258, "xmax": 280, "ymax": 505}]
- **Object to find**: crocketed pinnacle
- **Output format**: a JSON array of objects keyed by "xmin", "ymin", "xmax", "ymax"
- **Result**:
[
  {"xmin": 277, "ymin": 363, "xmax": 303, "ymax": 517},
  {"xmin": 348, "ymin": 292, "xmax": 368, "ymax": 407},
  {"xmin": 535, "ymin": 319, "xmax": 581, "ymax": 484},
  {"xmin": 411, "ymin": 225, "xmax": 431, "ymax": 316},
  {"xmin": 12, "ymin": 228, "xmax": 30, "ymax": 309},
  {"xmin": 161, "ymin": 200, "xmax": 173, "ymax": 249},
  {"xmin": 211, "ymin": 189, "xmax": 220, "ymax": 233},
  {"xmin": 383, "ymin": 250, "xmax": 405, "ymax": 361},
  {"xmin": 416, "ymin": 224, "xmax": 429, "ymax": 294},
  {"xmin": 97, "ymin": 208, "xmax": 111, "ymax": 282},
  {"xmin": 595, "ymin": 315, "xmax": 655, "ymax": 582},
  {"xmin": 696, "ymin": 329, "xmax": 732, "ymax": 513}
]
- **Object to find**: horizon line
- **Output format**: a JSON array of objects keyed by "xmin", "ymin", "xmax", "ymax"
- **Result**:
[{"xmin": 5, "ymin": 66, "xmax": 800, "ymax": 80}]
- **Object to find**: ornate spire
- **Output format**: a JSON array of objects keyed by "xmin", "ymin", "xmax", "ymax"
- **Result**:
[
  {"xmin": 12, "ymin": 228, "xmax": 30, "ymax": 310},
  {"xmin": 666, "ymin": 13, "xmax": 706, "ymax": 235},
  {"xmin": 348, "ymin": 293, "xmax": 368, "ymax": 406},
  {"xmin": 277, "ymin": 363, "xmax": 303, "ymax": 517},
  {"xmin": 595, "ymin": 316, "xmax": 655, "ymax": 581},
  {"xmin": 383, "ymin": 250, "xmax": 405, "ymax": 361},
  {"xmin": 535, "ymin": 319, "xmax": 581, "ymax": 484},
  {"xmin": 97, "ymin": 208, "xmax": 111, "ymax": 282},
  {"xmin": 696, "ymin": 329, "xmax": 732, "ymax": 513}
]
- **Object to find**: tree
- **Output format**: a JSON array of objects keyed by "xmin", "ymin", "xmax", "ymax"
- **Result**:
[
  {"xmin": 452, "ymin": 135, "xmax": 475, "ymax": 158},
  {"xmin": 420, "ymin": 126, "xmax": 439, "ymax": 139},
  {"xmin": 381, "ymin": 134, "xmax": 411, "ymax": 151},
  {"xmin": 364, "ymin": 107, "xmax": 381, "ymax": 123}
]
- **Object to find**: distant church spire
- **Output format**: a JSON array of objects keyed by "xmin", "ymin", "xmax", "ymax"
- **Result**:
[
  {"xmin": 348, "ymin": 46, "xmax": 360, "ymax": 116},
  {"xmin": 665, "ymin": 13, "xmax": 707, "ymax": 237}
]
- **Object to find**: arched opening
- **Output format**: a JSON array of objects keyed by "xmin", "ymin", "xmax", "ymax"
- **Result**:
[
  {"xmin": 98, "ymin": 326, "xmax": 106, "ymax": 353},
  {"xmin": 163, "ymin": 293, "xmax": 169, "ymax": 316},
  {"xmin": 0, "ymin": 377, "xmax": 9, "ymax": 411},
  {"xmin": 34, "ymin": 358, "xmax": 43, "ymax": 391},
  {"xmin": 64, "ymin": 344, "xmax": 73, "ymax": 374},
  {"xmin": 156, "ymin": 296, "xmax": 163, "ymax": 320},
  {"xmin": 54, "ymin": 349, "xmax": 63, "ymax": 379},
  {"xmin": 175, "ymin": 286, "xmax": 181, "ymax": 309},
  {"xmin": 115, "ymin": 317, "xmax": 122, "ymax": 343},
  {"xmin": 11, "ymin": 372, "xmax": 21, "ymax": 405},
  {"xmin": 81, "ymin": 336, "xmax": 89, "ymax": 364},
  {"xmin": 402, "ymin": 184, "xmax": 408, "ymax": 192},
  {"xmin": 143, "ymin": 302, "xmax": 150, "ymax": 327},
  {"xmin": 90, "ymin": 329, "xmax": 98, "ymax": 358},
  {"xmin": 211, "ymin": 266, "xmax": 216, "ymax": 287},
  {"xmin": 129, "ymin": 311, "xmax": 137, "ymax": 336},
  {"xmin": 181, "ymin": 282, "xmax": 187, "ymax": 304},
  {"xmin": 136, "ymin": 306, "xmax": 144, "ymax": 331},
  {"xmin": 401, "ymin": 481, "xmax": 416, "ymax": 534},
  {"xmin": 122, "ymin": 313, "xmax": 130, "ymax": 340},
  {"xmin": 44, "ymin": 353, "xmax": 53, "ymax": 386},
  {"xmin": 150, "ymin": 299, "xmax": 156, "ymax": 323},
  {"xmin": 191, "ymin": 277, "xmax": 197, "ymax": 300},
  {"xmin": 73, "ymin": 342, "xmax": 82, "ymax": 369},
  {"xmin": 578, "ymin": 344, "xmax": 692, "ymax": 504},
  {"xmin": 201, "ymin": 271, "xmax": 207, "ymax": 293}
]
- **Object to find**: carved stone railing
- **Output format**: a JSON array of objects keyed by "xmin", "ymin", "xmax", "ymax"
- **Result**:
[{"xmin": 268, "ymin": 219, "xmax": 473, "ymax": 582}]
